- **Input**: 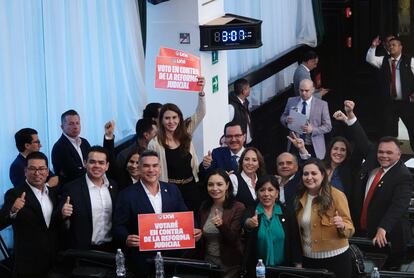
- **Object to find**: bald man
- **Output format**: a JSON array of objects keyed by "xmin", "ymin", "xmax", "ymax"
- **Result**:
[
  {"xmin": 280, "ymin": 79, "xmax": 332, "ymax": 159},
  {"xmin": 275, "ymin": 152, "xmax": 300, "ymax": 207}
]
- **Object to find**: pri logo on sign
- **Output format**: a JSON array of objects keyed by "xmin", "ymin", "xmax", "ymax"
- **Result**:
[
  {"xmin": 155, "ymin": 47, "xmax": 201, "ymax": 92},
  {"xmin": 138, "ymin": 211, "xmax": 195, "ymax": 251}
]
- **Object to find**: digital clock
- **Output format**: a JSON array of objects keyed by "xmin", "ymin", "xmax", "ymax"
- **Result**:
[{"xmin": 200, "ymin": 14, "xmax": 262, "ymax": 51}]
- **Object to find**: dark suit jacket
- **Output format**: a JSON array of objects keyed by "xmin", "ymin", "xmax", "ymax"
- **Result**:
[
  {"xmin": 196, "ymin": 201, "xmax": 245, "ymax": 267},
  {"xmin": 0, "ymin": 183, "xmax": 61, "ymax": 276},
  {"xmin": 242, "ymin": 203, "xmax": 302, "ymax": 277},
  {"xmin": 52, "ymin": 134, "xmax": 91, "ymax": 185},
  {"xmin": 113, "ymin": 181, "xmax": 188, "ymax": 277},
  {"xmin": 281, "ymin": 172, "xmax": 301, "ymax": 208},
  {"xmin": 60, "ymin": 175, "xmax": 118, "ymax": 250},
  {"xmin": 348, "ymin": 120, "xmax": 413, "ymax": 252},
  {"xmin": 198, "ymin": 147, "xmax": 238, "ymax": 179}
]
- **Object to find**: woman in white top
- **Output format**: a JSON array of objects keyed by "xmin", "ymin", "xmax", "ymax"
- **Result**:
[
  {"xmin": 294, "ymin": 159, "xmax": 354, "ymax": 278},
  {"xmin": 229, "ymin": 147, "xmax": 266, "ymax": 208},
  {"xmin": 148, "ymin": 77, "xmax": 205, "ymax": 213}
]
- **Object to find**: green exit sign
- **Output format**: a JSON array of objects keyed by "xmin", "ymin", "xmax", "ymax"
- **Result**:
[{"xmin": 212, "ymin": 75, "xmax": 219, "ymax": 93}]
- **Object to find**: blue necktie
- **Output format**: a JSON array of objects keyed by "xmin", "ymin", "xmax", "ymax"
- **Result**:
[
  {"xmin": 301, "ymin": 101, "xmax": 307, "ymax": 115},
  {"xmin": 231, "ymin": 155, "xmax": 238, "ymax": 172},
  {"xmin": 301, "ymin": 101, "xmax": 307, "ymax": 140}
]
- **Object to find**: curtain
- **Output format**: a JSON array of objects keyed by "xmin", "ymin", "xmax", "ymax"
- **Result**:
[
  {"xmin": 0, "ymin": 0, "xmax": 145, "ymax": 251},
  {"xmin": 224, "ymin": 0, "xmax": 317, "ymax": 107}
]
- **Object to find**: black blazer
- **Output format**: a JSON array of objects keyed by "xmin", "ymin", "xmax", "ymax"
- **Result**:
[
  {"xmin": 52, "ymin": 134, "xmax": 91, "ymax": 185},
  {"xmin": 60, "ymin": 176, "xmax": 118, "ymax": 250},
  {"xmin": 242, "ymin": 203, "xmax": 302, "ymax": 278},
  {"xmin": 348, "ymin": 120, "xmax": 413, "ymax": 252},
  {"xmin": 0, "ymin": 183, "xmax": 61, "ymax": 276}
]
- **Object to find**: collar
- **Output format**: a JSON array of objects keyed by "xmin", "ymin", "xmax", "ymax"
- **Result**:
[
  {"xmin": 63, "ymin": 133, "xmax": 82, "ymax": 146},
  {"xmin": 230, "ymin": 147, "xmax": 245, "ymax": 157},
  {"xmin": 237, "ymin": 96, "xmax": 245, "ymax": 105},
  {"xmin": 390, "ymin": 54, "xmax": 402, "ymax": 61},
  {"xmin": 301, "ymin": 96, "xmax": 313, "ymax": 105},
  {"xmin": 301, "ymin": 63, "xmax": 311, "ymax": 72},
  {"xmin": 241, "ymin": 171, "xmax": 257, "ymax": 185},
  {"xmin": 377, "ymin": 160, "xmax": 399, "ymax": 174},
  {"xmin": 298, "ymin": 190, "xmax": 318, "ymax": 208},
  {"xmin": 256, "ymin": 202, "xmax": 282, "ymax": 217},
  {"xmin": 140, "ymin": 180, "xmax": 160, "ymax": 195},
  {"xmin": 26, "ymin": 180, "xmax": 48, "ymax": 194},
  {"xmin": 86, "ymin": 173, "xmax": 109, "ymax": 189}
]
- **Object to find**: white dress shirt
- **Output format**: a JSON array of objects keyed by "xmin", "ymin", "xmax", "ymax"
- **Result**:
[
  {"xmin": 86, "ymin": 174, "xmax": 113, "ymax": 245},
  {"xmin": 27, "ymin": 181, "xmax": 53, "ymax": 228},
  {"xmin": 141, "ymin": 180, "xmax": 162, "ymax": 214},
  {"xmin": 230, "ymin": 171, "xmax": 257, "ymax": 200},
  {"xmin": 63, "ymin": 133, "xmax": 85, "ymax": 165},
  {"xmin": 364, "ymin": 162, "xmax": 397, "ymax": 199}
]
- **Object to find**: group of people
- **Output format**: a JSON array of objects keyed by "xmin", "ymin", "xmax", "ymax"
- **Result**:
[{"xmin": 1, "ymin": 39, "xmax": 413, "ymax": 278}]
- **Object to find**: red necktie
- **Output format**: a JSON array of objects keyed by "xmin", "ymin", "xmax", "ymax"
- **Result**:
[
  {"xmin": 391, "ymin": 59, "xmax": 397, "ymax": 98},
  {"xmin": 360, "ymin": 168, "xmax": 384, "ymax": 230}
]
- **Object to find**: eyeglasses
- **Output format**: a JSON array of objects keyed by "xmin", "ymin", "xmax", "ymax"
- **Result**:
[
  {"xmin": 225, "ymin": 134, "xmax": 244, "ymax": 139},
  {"xmin": 31, "ymin": 140, "xmax": 41, "ymax": 145},
  {"xmin": 27, "ymin": 167, "xmax": 48, "ymax": 174}
]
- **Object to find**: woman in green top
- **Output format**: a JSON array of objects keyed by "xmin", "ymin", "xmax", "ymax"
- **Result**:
[{"xmin": 242, "ymin": 175, "xmax": 302, "ymax": 277}]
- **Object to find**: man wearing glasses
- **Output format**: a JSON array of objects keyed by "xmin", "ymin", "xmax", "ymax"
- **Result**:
[
  {"xmin": 199, "ymin": 121, "xmax": 246, "ymax": 177},
  {"xmin": 9, "ymin": 128, "xmax": 59, "ymax": 187},
  {"xmin": 0, "ymin": 152, "xmax": 61, "ymax": 277}
]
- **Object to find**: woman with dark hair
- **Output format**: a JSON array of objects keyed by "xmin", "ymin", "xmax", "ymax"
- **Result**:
[
  {"xmin": 148, "ymin": 77, "xmax": 205, "ymax": 212},
  {"xmin": 229, "ymin": 147, "xmax": 266, "ymax": 208},
  {"xmin": 116, "ymin": 150, "xmax": 141, "ymax": 190},
  {"xmin": 242, "ymin": 175, "xmax": 302, "ymax": 277},
  {"xmin": 294, "ymin": 159, "xmax": 354, "ymax": 278},
  {"xmin": 288, "ymin": 133, "xmax": 354, "ymax": 198},
  {"xmin": 197, "ymin": 169, "xmax": 245, "ymax": 277}
]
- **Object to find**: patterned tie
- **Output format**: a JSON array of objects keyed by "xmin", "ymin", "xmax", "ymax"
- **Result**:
[
  {"xmin": 391, "ymin": 59, "xmax": 397, "ymax": 98},
  {"xmin": 231, "ymin": 155, "xmax": 238, "ymax": 172},
  {"xmin": 360, "ymin": 167, "xmax": 384, "ymax": 230}
]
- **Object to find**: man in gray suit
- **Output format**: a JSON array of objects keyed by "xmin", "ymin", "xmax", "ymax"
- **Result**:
[
  {"xmin": 280, "ymin": 79, "xmax": 332, "ymax": 159},
  {"xmin": 293, "ymin": 50, "xmax": 329, "ymax": 98}
]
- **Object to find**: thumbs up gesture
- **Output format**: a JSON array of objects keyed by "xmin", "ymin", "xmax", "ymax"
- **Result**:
[
  {"xmin": 202, "ymin": 150, "xmax": 213, "ymax": 169},
  {"xmin": 211, "ymin": 208, "xmax": 223, "ymax": 227},
  {"xmin": 333, "ymin": 210, "xmax": 345, "ymax": 229},
  {"xmin": 245, "ymin": 210, "xmax": 259, "ymax": 229},
  {"xmin": 61, "ymin": 196, "xmax": 73, "ymax": 218},
  {"xmin": 11, "ymin": 192, "xmax": 26, "ymax": 214}
]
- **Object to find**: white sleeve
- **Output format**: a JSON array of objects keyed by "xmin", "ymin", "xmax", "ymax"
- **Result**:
[
  {"xmin": 411, "ymin": 57, "xmax": 414, "ymax": 75},
  {"xmin": 365, "ymin": 47, "xmax": 383, "ymax": 69},
  {"xmin": 228, "ymin": 104, "xmax": 235, "ymax": 121},
  {"xmin": 345, "ymin": 117, "xmax": 357, "ymax": 126},
  {"xmin": 230, "ymin": 174, "xmax": 238, "ymax": 196}
]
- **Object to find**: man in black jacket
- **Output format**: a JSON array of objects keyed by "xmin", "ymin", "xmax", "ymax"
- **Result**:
[{"xmin": 229, "ymin": 78, "xmax": 253, "ymax": 145}]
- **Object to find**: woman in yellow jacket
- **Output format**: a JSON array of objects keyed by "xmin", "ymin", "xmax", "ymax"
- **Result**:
[{"xmin": 294, "ymin": 159, "xmax": 354, "ymax": 278}]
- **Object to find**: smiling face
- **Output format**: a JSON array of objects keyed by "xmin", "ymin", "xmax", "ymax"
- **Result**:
[
  {"xmin": 242, "ymin": 150, "xmax": 259, "ymax": 176},
  {"xmin": 389, "ymin": 39, "xmax": 402, "ymax": 58},
  {"xmin": 276, "ymin": 152, "xmax": 298, "ymax": 178},
  {"xmin": 126, "ymin": 153, "xmax": 140, "ymax": 180},
  {"xmin": 161, "ymin": 110, "xmax": 180, "ymax": 133},
  {"xmin": 257, "ymin": 182, "xmax": 279, "ymax": 209},
  {"xmin": 224, "ymin": 125, "xmax": 245, "ymax": 153},
  {"xmin": 25, "ymin": 158, "xmax": 49, "ymax": 189},
  {"xmin": 377, "ymin": 141, "xmax": 401, "ymax": 168},
  {"xmin": 139, "ymin": 155, "xmax": 161, "ymax": 186},
  {"xmin": 86, "ymin": 151, "xmax": 109, "ymax": 183},
  {"xmin": 330, "ymin": 141, "xmax": 347, "ymax": 165},
  {"xmin": 302, "ymin": 163, "xmax": 324, "ymax": 195},
  {"xmin": 207, "ymin": 174, "xmax": 229, "ymax": 203}
]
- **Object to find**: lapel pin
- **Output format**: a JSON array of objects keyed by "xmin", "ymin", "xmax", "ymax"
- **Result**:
[
  {"xmin": 164, "ymin": 189, "xmax": 167, "ymax": 192},
  {"xmin": 281, "ymin": 218, "xmax": 285, "ymax": 222}
]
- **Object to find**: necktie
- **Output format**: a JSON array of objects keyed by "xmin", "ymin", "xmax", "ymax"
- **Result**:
[
  {"xmin": 231, "ymin": 155, "xmax": 238, "ymax": 172},
  {"xmin": 391, "ymin": 59, "xmax": 397, "ymax": 98},
  {"xmin": 360, "ymin": 167, "xmax": 384, "ymax": 230},
  {"xmin": 301, "ymin": 101, "xmax": 307, "ymax": 115}
]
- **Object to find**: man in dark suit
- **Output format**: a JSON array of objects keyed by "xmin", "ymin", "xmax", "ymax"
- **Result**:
[
  {"xmin": 275, "ymin": 152, "xmax": 300, "ymax": 208},
  {"xmin": 293, "ymin": 50, "xmax": 329, "ymax": 98},
  {"xmin": 0, "ymin": 152, "xmax": 61, "ymax": 277},
  {"xmin": 280, "ymin": 79, "xmax": 332, "ymax": 159},
  {"xmin": 113, "ymin": 150, "xmax": 201, "ymax": 277},
  {"xmin": 366, "ymin": 36, "xmax": 414, "ymax": 151},
  {"xmin": 61, "ymin": 146, "xmax": 118, "ymax": 251},
  {"xmin": 228, "ymin": 78, "xmax": 253, "ymax": 145},
  {"xmin": 52, "ymin": 109, "xmax": 91, "ymax": 185},
  {"xmin": 199, "ymin": 122, "xmax": 246, "ymax": 178},
  {"xmin": 10, "ymin": 128, "xmax": 59, "ymax": 187},
  {"xmin": 334, "ymin": 100, "xmax": 413, "ymax": 267}
]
